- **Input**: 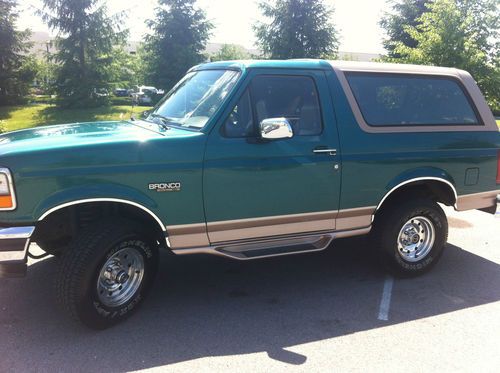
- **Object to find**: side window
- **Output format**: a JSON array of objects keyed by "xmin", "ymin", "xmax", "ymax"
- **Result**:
[
  {"xmin": 346, "ymin": 73, "xmax": 480, "ymax": 126},
  {"xmin": 222, "ymin": 75, "xmax": 323, "ymax": 138},
  {"xmin": 222, "ymin": 89, "xmax": 254, "ymax": 138},
  {"xmin": 251, "ymin": 75, "xmax": 323, "ymax": 136}
]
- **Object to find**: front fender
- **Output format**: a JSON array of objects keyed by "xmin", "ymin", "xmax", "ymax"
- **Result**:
[{"xmin": 34, "ymin": 184, "xmax": 166, "ymax": 229}]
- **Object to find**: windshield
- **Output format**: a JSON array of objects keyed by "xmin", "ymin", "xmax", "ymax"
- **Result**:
[{"xmin": 148, "ymin": 69, "xmax": 240, "ymax": 130}]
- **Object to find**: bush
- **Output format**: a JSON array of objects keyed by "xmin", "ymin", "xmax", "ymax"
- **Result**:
[{"xmin": 0, "ymin": 94, "xmax": 28, "ymax": 106}]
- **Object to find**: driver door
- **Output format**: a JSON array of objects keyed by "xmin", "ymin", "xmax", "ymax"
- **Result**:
[{"xmin": 203, "ymin": 69, "xmax": 341, "ymax": 243}]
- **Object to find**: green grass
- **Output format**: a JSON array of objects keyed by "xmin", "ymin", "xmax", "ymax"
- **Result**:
[
  {"xmin": 497, "ymin": 119, "xmax": 500, "ymax": 128},
  {"xmin": 0, "ymin": 104, "xmax": 149, "ymax": 133}
]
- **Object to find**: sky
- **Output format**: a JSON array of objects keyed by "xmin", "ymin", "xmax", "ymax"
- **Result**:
[{"xmin": 17, "ymin": 0, "xmax": 388, "ymax": 54}]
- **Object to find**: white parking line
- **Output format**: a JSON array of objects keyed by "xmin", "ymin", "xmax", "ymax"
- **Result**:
[{"xmin": 378, "ymin": 276, "xmax": 394, "ymax": 321}]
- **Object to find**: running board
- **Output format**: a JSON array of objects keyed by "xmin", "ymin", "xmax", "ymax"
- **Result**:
[{"xmin": 172, "ymin": 232, "xmax": 335, "ymax": 260}]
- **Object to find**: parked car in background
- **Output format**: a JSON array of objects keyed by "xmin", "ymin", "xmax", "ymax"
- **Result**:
[
  {"xmin": 92, "ymin": 88, "xmax": 109, "ymax": 98},
  {"xmin": 130, "ymin": 85, "xmax": 159, "ymax": 105},
  {"xmin": 114, "ymin": 88, "xmax": 129, "ymax": 97}
]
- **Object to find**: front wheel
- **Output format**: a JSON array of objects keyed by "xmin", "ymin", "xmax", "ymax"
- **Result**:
[
  {"xmin": 373, "ymin": 198, "xmax": 448, "ymax": 277},
  {"xmin": 56, "ymin": 220, "xmax": 159, "ymax": 329}
]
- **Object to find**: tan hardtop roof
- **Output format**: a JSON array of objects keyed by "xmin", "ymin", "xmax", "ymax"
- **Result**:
[{"xmin": 328, "ymin": 60, "xmax": 464, "ymax": 77}]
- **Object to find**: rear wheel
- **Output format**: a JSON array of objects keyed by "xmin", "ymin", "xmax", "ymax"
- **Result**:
[
  {"xmin": 56, "ymin": 219, "xmax": 158, "ymax": 329},
  {"xmin": 373, "ymin": 198, "xmax": 448, "ymax": 277}
]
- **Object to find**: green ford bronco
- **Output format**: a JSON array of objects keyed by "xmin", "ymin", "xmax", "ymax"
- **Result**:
[{"xmin": 0, "ymin": 60, "xmax": 499, "ymax": 328}]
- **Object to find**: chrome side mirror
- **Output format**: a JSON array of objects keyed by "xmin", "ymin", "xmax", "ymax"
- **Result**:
[{"xmin": 259, "ymin": 118, "xmax": 294, "ymax": 140}]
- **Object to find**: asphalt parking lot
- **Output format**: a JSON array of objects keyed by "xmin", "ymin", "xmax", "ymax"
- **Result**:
[{"xmin": 1, "ymin": 207, "xmax": 499, "ymax": 372}]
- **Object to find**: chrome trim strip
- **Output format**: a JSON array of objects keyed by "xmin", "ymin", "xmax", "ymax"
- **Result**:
[
  {"xmin": 0, "ymin": 249, "xmax": 29, "ymax": 262},
  {"xmin": 375, "ymin": 177, "xmax": 458, "ymax": 212},
  {"xmin": 38, "ymin": 198, "xmax": 166, "ymax": 231},
  {"xmin": 0, "ymin": 226, "xmax": 35, "ymax": 240},
  {"xmin": 313, "ymin": 148, "xmax": 337, "ymax": 155},
  {"xmin": 0, "ymin": 167, "xmax": 17, "ymax": 211},
  {"xmin": 0, "ymin": 226, "xmax": 33, "ymax": 262}
]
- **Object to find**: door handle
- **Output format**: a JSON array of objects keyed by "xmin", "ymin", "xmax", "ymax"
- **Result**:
[{"xmin": 313, "ymin": 147, "xmax": 337, "ymax": 156}]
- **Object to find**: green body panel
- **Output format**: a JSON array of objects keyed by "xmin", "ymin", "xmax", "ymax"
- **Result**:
[
  {"xmin": 324, "ymin": 71, "xmax": 500, "ymax": 210},
  {"xmin": 0, "ymin": 59, "xmax": 498, "ymax": 231},
  {"xmin": 0, "ymin": 121, "xmax": 207, "ymax": 226},
  {"xmin": 203, "ymin": 68, "xmax": 341, "ymax": 223}
]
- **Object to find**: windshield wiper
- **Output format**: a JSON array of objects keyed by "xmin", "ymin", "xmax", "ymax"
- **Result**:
[{"xmin": 148, "ymin": 113, "xmax": 177, "ymax": 130}]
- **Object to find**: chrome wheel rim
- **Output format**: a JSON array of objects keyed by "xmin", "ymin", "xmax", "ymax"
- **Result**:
[
  {"xmin": 397, "ymin": 216, "xmax": 435, "ymax": 262},
  {"xmin": 97, "ymin": 247, "xmax": 144, "ymax": 307}
]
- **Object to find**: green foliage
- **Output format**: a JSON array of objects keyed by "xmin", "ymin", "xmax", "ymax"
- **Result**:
[
  {"xmin": 210, "ymin": 44, "xmax": 250, "ymax": 62},
  {"xmin": 39, "ymin": 0, "xmax": 128, "ymax": 108},
  {"xmin": 34, "ymin": 58, "xmax": 58, "ymax": 95},
  {"xmin": 0, "ymin": 0, "xmax": 33, "ymax": 105},
  {"xmin": 380, "ymin": 0, "xmax": 430, "ymax": 58},
  {"xmin": 390, "ymin": 0, "xmax": 500, "ymax": 111},
  {"xmin": 144, "ymin": 0, "xmax": 213, "ymax": 91},
  {"xmin": 254, "ymin": 0, "xmax": 339, "ymax": 59},
  {"xmin": 108, "ymin": 46, "xmax": 143, "ymax": 89}
]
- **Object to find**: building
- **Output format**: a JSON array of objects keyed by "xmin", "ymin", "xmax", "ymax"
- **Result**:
[{"xmin": 29, "ymin": 31, "xmax": 381, "ymax": 62}]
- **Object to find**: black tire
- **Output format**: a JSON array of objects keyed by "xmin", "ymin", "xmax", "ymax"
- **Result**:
[
  {"xmin": 372, "ymin": 198, "xmax": 448, "ymax": 277},
  {"xmin": 56, "ymin": 219, "xmax": 159, "ymax": 329}
]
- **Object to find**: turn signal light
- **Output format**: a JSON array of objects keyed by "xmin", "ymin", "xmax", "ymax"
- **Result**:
[
  {"xmin": 0, "ymin": 195, "xmax": 13, "ymax": 209},
  {"xmin": 0, "ymin": 170, "xmax": 15, "ymax": 210}
]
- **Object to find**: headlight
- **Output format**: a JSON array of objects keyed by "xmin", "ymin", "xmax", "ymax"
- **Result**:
[{"xmin": 0, "ymin": 168, "xmax": 15, "ymax": 210}]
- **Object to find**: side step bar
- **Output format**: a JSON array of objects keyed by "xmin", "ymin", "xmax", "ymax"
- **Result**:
[{"xmin": 172, "ymin": 232, "xmax": 337, "ymax": 260}]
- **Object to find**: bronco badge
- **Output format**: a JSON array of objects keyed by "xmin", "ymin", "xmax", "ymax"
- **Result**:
[{"xmin": 148, "ymin": 182, "xmax": 181, "ymax": 192}]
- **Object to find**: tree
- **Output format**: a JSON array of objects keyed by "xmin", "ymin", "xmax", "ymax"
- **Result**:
[
  {"xmin": 380, "ymin": 0, "xmax": 430, "ymax": 58},
  {"xmin": 39, "ymin": 0, "xmax": 127, "ymax": 107},
  {"xmin": 144, "ymin": 0, "xmax": 213, "ymax": 91},
  {"xmin": 108, "ymin": 46, "xmax": 144, "ymax": 89},
  {"xmin": 210, "ymin": 44, "xmax": 250, "ymax": 62},
  {"xmin": 0, "ymin": 0, "xmax": 32, "ymax": 104},
  {"xmin": 392, "ymin": 0, "xmax": 500, "ymax": 111},
  {"xmin": 254, "ymin": 0, "xmax": 339, "ymax": 59}
]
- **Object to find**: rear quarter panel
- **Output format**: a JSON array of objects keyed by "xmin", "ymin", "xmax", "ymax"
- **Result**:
[{"xmin": 325, "ymin": 70, "xmax": 500, "ymax": 211}]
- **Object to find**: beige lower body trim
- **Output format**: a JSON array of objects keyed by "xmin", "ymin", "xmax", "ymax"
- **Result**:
[
  {"xmin": 336, "ymin": 206, "xmax": 376, "ymax": 230},
  {"xmin": 167, "ymin": 207, "xmax": 376, "ymax": 249},
  {"xmin": 456, "ymin": 190, "xmax": 500, "ymax": 211},
  {"xmin": 166, "ymin": 223, "xmax": 209, "ymax": 248},
  {"xmin": 207, "ymin": 210, "xmax": 337, "ymax": 243}
]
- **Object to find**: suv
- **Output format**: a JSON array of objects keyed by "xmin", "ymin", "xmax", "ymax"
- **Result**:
[
  {"xmin": 130, "ymin": 85, "xmax": 159, "ymax": 105},
  {"xmin": 0, "ymin": 60, "xmax": 498, "ymax": 329}
]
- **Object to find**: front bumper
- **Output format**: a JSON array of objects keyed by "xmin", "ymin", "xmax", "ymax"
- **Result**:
[{"xmin": 0, "ymin": 226, "xmax": 35, "ymax": 278}]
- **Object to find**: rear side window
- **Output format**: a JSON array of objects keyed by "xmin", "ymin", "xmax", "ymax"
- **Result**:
[{"xmin": 345, "ymin": 73, "xmax": 480, "ymax": 126}]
